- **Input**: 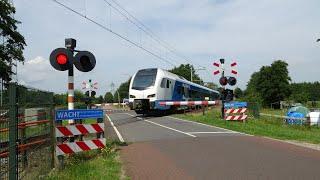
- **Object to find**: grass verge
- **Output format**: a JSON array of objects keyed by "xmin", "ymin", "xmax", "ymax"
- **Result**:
[
  {"xmin": 46, "ymin": 141, "xmax": 129, "ymax": 180},
  {"xmin": 175, "ymin": 108, "xmax": 320, "ymax": 144}
]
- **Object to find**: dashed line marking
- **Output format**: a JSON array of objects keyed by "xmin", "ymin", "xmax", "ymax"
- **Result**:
[
  {"xmin": 187, "ymin": 131, "xmax": 239, "ymax": 134},
  {"xmin": 125, "ymin": 113, "xmax": 196, "ymax": 138},
  {"xmin": 144, "ymin": 120, "xmax": 196, "ymax": 138}
]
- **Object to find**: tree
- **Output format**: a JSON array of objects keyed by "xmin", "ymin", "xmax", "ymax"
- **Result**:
[
  {"xmin": 169, "ymin": 64, "xmax": 204, "ymax": 85},
  {"xmin": 0, "ymin": 0, "xmax": 26, "ymax": 82},
  {"xmin": 97, "ymin": 95, "xmax": 104, "ymax": 104},
  {"xmin": 54, "ymin": 93, "xmax": 67, "ymax": 105},
  {"xmin": 289, "ymin": 82, "xmax": 320, "ymax": 102},
  {"xmin": 114, "ymin": 78, "xmax": 131, "ymax": 102},
  {"xmin": 104, "ymin": 92, "xmax": 113, "ymax": 103},
  {"xmin": 245, "ymin": 60, "xmax": 291, "ymax": 107},
  {"xmin": 74, "ymin": 89, "xmax": 85, "ymax": 102},
  {"xmin": 234, "ymin": 87, "xmax": 243, "ymax": 99},
  {"xmin": 204, "ymin": 82, "xmax": 218, "ymax": 90}
]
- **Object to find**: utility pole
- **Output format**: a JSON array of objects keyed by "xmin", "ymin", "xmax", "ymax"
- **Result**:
[{"xmin": 191, "ymin": 66, "xmax": 206, "ymax": 82}]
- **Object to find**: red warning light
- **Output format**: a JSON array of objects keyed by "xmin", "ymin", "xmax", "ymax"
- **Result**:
[{"xmin": 56, "ymin": 54, "xmax": 68, "ymax": 65}]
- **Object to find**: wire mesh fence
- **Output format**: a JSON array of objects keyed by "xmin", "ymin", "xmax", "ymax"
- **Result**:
[{"xmin": 0, "ymin": 83, "xmax": 55, "ymax": 180}]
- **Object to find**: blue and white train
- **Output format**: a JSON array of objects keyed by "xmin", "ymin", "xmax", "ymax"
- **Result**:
[{"xmin": 129, "ymin": 68, "xmax": 220, "ymax": 114}]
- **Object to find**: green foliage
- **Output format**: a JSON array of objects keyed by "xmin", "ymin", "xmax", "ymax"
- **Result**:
[
  {"xmin": 114, "ymin": 78, "xmax": 131, "ymax": 102},
  {"xmin": 54, "ymin": 93, "xmax": 67, "ymax": 105},
  {"xmin": 289, "ymin": 82, "xmax": 320, "ymax": 103},
  {"xmin": 47, "ymin": 141, "xmax": 128, "ymax": 180},
  {"xmin": 97, "ymin": 95, "xmax": 104, "ymax": 104},
  {"xmin": 169, "ymin": 64, "xmax": 204, "ymax": 85},
  {"xmin": 74, "ymin": 89, "xmax": 85, "ymax": 102},
  {"xmin": 16, "ymin": 85, "xmax": 54, "ymax": 107},
  {"xmin": 104, "ymin": 92, "xmax": 113, "ymax": 103},
  {"xmin": 234, "ymin": 87, "xmax": 243, "ymax": 98},
  {"xmin": 245, "ymin": 60, "xmax": 291, "ymax": 107},
  {"xmin": 0, "ymin": 0, "xmax": 26, "ymax": 82}
]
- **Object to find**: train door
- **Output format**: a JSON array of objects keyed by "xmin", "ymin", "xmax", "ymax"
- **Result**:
[
  {"xmin": 182, "ymin": 85, "xmax": 190, "ymax": 101},
  {"xmin": 160, "ymin": 78, "xmax": 174, "ymax": 100}
]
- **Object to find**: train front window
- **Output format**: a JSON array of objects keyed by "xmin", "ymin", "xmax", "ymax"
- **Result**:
[{"xmin": 132, "ymin": 69, "xmax": 157, "ymax": 90}]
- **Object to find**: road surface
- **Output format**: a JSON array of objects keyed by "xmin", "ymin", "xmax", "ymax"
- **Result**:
[{"xmin": 105, "ymin": 110, "xmax": 320, "ymax": 180}]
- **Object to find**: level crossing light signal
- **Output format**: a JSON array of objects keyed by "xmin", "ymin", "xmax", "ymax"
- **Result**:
[
  {"xmin": 49, "ymin": 48, "xmax": 96, "ymax": 72},
  {"xmin": 219, "ymin": 77, "xmax": 228, "ymax": 86},
  {"xmin": 49, "ymin": 48, "xmax": 73, "ymax": 71},
  {"xmin": 74, "ymin": 51, "xmax": 96, "ymax": 72},
  {"xmin": 91, "ymin": 91, "xmax": 96, "ymax": 97},
  {"xmin": 228, "ymin": 77, "xmax": 237, "ymax": 86}
]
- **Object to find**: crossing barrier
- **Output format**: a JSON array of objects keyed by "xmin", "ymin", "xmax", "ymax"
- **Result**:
[
  {"xmin": 159, "ymin": 101, "xmax": 218, "ymax": 106},
  {"xmin": 56, "ymin": 138, "xmax": 106, "ymax": 156},
  {"xmin": 55, "ymin": 109, "xmax": 105, "ymax": 159},
  {"xmin": 55, "ymin": 123, "xmax": 104, "ymax": 137},
  {"xmin": 224, "ymin": 103, "xmax": 248, "ymax": 121}
]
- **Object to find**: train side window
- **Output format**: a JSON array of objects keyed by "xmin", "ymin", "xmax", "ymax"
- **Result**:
[
  {"xmin": 160, "ymin": 78, "xmax": 166, "ymax": 88},
  {"xmin": 166, "ymin": 80, "xmax": 170, "ymax": 88}
]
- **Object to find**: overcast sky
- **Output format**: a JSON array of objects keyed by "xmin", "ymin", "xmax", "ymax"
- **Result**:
[{"xmin": 13, "ymin": 0, "xmax": 320, "ymax": 95}]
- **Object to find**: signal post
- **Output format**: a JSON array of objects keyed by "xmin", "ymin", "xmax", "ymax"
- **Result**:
[
  {"xmin": 49, "ymin": 38, "xmax": 98, "ymax": 169},
  {"xmin": 213, "ymin": 58, "xmax": 237, "ymax": 119}
]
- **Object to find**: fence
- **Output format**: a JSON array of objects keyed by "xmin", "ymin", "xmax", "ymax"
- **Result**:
[{"xmin": 0, "ymin": 83, "xmax": 54, "ymax": 180}]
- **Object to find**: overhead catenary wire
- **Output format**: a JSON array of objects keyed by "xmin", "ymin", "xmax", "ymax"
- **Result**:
[
  {"xmin": 107, "ymin": 0, "xmax": 205, "ymax": 68},
  {"xmin": 51, "ymin": 0, "xmax": 177, "ymax": 67},
  {"xmin": 107, "ymin": 0, "xmax": 212, "ymax": 79},
  {"xmin": 102, "ymin": 0, "xmax": 184, "ymax": 66}
]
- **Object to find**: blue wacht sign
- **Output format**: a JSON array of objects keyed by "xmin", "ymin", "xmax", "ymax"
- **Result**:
[
  {"xmin": 224, "ymin": 101, "xmax": 247, "ymax": 109},
  {"xmin": 55, "ymin": 109, "xmax": 104, "ymax": 121}
]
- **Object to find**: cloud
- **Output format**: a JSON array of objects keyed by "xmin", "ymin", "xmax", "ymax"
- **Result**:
[{"xmin": 13, "ymin": 0, "xmax": 320, "ymax": 93}]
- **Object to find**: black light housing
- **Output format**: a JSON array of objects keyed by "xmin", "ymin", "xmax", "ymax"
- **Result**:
[
  {"xmin": 219, "ymin": 76, "xmax": 228, "ymax": 86},
  {"xmin": 74, "ymin": 51, "xmax": 96, "ymax": 72},
  {"xmin": 91, "ymin": 91, "xmax": 96, "ymax": 97},
  {"xmin": 49, "ymin": 48, "xmax": 73, "ymax": 71},
  {"xmin": 228, "ymin": 77, "xmax": 237, "ymax": 86}
]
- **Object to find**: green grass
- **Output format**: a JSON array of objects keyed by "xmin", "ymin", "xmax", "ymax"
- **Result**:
[
  {"xmin": 62, "ymin": 118, "xmax": 98, "ymax": 126},
  {"xmin": 260, "ymin": 108, "xmax": 287, "ymax": 115},
  {"xmin": 47, "ymin": 141, "xmax": 129, "ymax": 180},
  {"xmin": 175, "ymin": 108, "xmax": 320, "ymax": 144}
]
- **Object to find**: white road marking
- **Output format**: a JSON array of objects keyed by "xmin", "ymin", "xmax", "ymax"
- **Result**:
[
  {"xmin": 125, "ymin": 113, "xmax": 196, "ymax": 138},
  {"xmin": 187, "ymin": 131, "xmax": 239, "ymax": 134},
  {"xmin": 106, "ymin": 114, "xmax": 124, "ymax": 142},
  {"xmin": 167, "ymin": 116, "xmax": 251, "ymax": 136},
  {"xmin": 144, "ymin": 120, "xmax": 196, "ymax": 138}
]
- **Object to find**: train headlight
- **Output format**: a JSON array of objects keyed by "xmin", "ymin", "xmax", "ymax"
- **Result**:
[
  {"xmin": 147, "ymin": 94, "xmax": 156, "ymax": 98},
  {"xmin": 130, "ymin": 95, "xmax": 136, "ymax": 98}
]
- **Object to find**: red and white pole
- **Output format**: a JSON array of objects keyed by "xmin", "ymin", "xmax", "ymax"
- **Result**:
[{"xmin": 68, "ymin": 67, "xmax": 74, "ymax": 125}]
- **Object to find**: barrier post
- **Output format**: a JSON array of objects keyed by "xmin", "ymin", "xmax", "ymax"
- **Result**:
[
  {"xmin": 49, "ymin": 103, "xmax": 55, "ymax": 169},
  {"xmin": 202, "ymin": 105, "xmax": 205, "ymax": 115},
  {"xmin": 55, "ymin": 118, "xmax": 64, "ymax": 170}
]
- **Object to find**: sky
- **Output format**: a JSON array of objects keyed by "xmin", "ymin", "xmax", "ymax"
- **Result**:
[{"xmin": 12, "ymin": 0, "xmax": 320, "ymax": 95}]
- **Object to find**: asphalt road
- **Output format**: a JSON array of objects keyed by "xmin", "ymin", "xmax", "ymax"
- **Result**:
[{"xmin": 105, "ymin": 110, "xmax": 320, "ymax": 180}]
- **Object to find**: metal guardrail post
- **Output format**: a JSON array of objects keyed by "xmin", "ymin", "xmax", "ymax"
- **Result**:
[
  {"xmin": 49, "ymin": 99, "xmax": 55, "ymax": 169},
  {"xmin": 9, "ymin": 83, "xmax": 18, "ymax": 180}
]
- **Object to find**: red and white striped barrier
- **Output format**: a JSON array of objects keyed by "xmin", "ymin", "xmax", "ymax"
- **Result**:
[
  {"xmin": 55, "ymin": 123, "xmax": 104, "ymax": 137},
  {"xmin": 225, "ymin": 115, "xmax": 248, "ymax": 121},
  {"xmin": 224, "ymin": 106, "xmax": 248, "ymax": 121},
  {"xmin": 56, "ymin": 138, "xmax": 106, "ymax": 156},
  {"xmin": 159, "ymin": 101, "xmax": 217, "ymax": 106},
  {"xmin": 225, "ymin": 108, "xmax": 247, "ymax": 114}
]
